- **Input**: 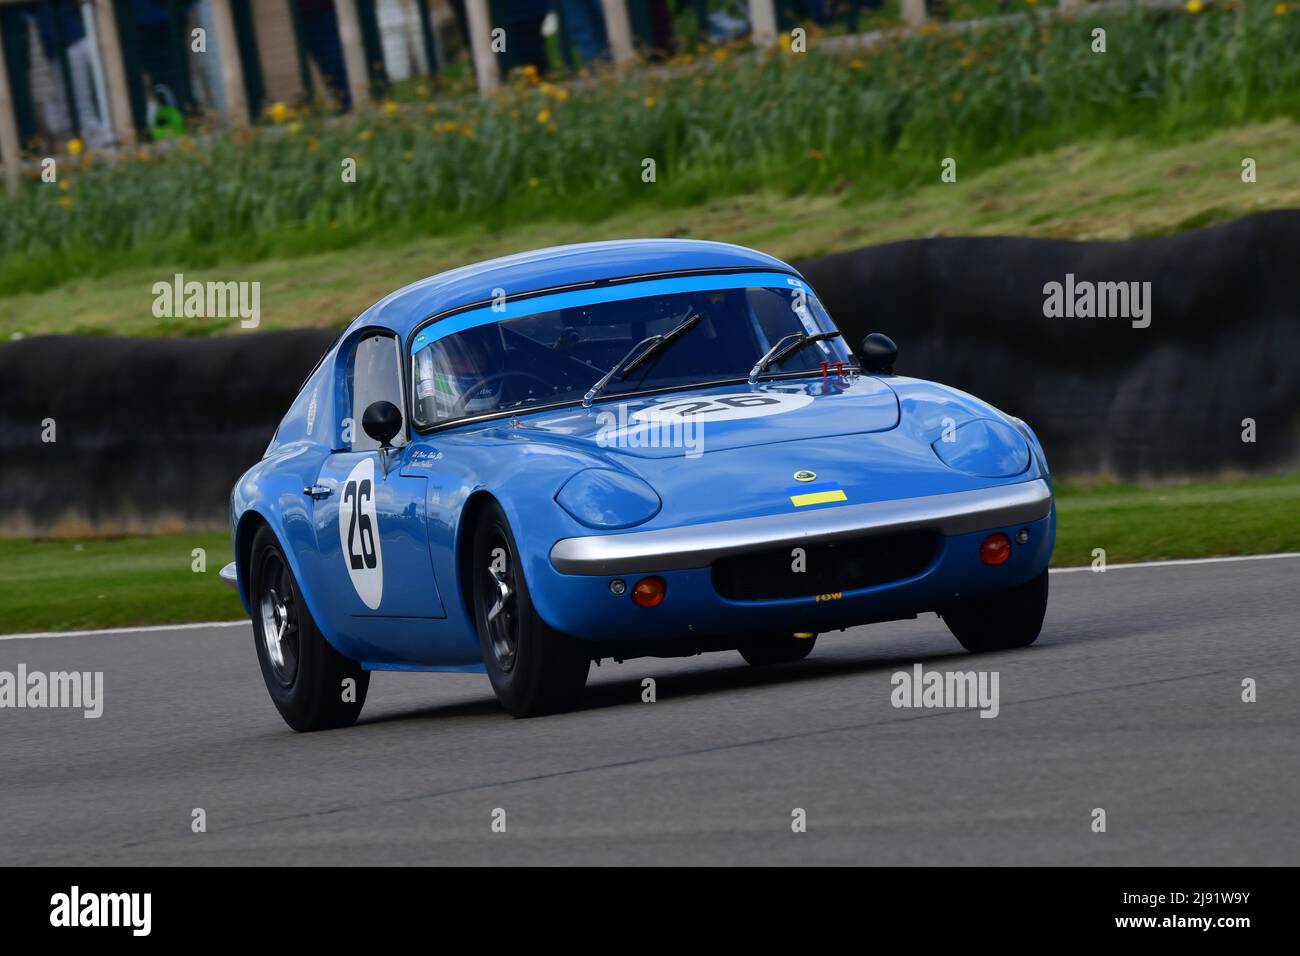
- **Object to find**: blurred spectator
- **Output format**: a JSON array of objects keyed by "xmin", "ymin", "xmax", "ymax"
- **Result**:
[
  {"xmin": 706, "ymin": 2, "xmax": 748, "ymax": 42},
  {"xmin": 561, "ymin": 0, "xmax": 609, "ymax": 64},
  {"xmin": 30, "ymin": 0, "xmax": 111, "ymax": 147},
  {"xmin": 297, "ymin": 0, "xmax": 353, "ymax": 110},
  {"xmin": 793, "ymin": 0, "xmax": 832, "ymax": 22},
  {"xmin": 646, "ymin": 0, "xmax": 673, "ymax": 57},
  {"xmin": 500, "ymin": 0, "xmax": 552, "ymax": 74},
  {"xmin": 129, "ymin": 0, "xmax": 197, "ymax": 113}
]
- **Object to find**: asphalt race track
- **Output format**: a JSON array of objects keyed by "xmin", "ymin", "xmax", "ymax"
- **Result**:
[{"xmin": 2, "ymin": 558, "xmax": 1296, "ymax": 866}]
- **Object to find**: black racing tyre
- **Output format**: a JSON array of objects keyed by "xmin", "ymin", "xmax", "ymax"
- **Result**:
[
  {"xmin": 738, "ymin": 632, "xmax": 818, "ymax": 666},
  {"xmin": 250, "ymin": 524, "xmax": 370, "ymax": 731},
  {"xmin": 942, "ymin": 568, "xmax": 1049, "ymax": 653},
  {"xmin": 472, "ymin": 500, "xmax": 590, "ymax": 717}
]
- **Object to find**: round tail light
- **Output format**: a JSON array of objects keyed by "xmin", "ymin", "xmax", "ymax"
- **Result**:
[
  {"xmin": 631, "ymin": 576, "xmax": 666, "ymax": 608},
  {"xmin": 980, "ymin": 533, "xmax": 1012, "ymax": 566}
]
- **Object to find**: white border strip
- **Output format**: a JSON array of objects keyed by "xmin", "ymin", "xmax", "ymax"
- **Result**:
[
  {"xmin": 0, "ymin": 620, "xmax": 249, "ymax": 642},
  {"xmin": 1050, "ymin": 552, "xmax": 1300, "ymax": 574},
  {"xmin": 3, "ymin": 552, "xmax": 1297, "ymax": 640}
]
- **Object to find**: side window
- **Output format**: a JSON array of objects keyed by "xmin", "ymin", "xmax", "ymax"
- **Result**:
[{"xmin": 348, "ymin": 333, "xmax": 406, "ymax": 451}]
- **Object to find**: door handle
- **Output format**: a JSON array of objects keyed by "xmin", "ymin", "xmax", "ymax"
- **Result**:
[{"xmin": 304, "ymin": 484, "xmax": 333, "ymax": 500}]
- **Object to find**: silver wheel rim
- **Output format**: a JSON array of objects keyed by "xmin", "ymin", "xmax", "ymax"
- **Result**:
[
  {"xmin": 482, "ymin": 530, "xmax": 519, "ymax": 672},
  {"xmin": 258, "ymin": 553, "xmax": 300, "ymax": 686}
]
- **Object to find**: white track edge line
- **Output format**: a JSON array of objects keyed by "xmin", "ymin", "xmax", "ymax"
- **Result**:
[
  {"xmin": 3, "ymin": 552, "xmax": 1298, "ymax": 639},
  {"xmin": 0, "ymin": 620, "xmax": 250, "ymax": 641},
  {"xmin": 1049, "ymin": 552, "xmax": 1300, "ymax": 574}
]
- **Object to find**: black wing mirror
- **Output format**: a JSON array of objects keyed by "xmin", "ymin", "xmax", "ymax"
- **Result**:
[
  {"xmin": 362, "ymin": 400, "xmax": 403, "ymax": 475},
  {"xmin": 859, "ymin": 332, "xmax": 898, "ymax": 374}
]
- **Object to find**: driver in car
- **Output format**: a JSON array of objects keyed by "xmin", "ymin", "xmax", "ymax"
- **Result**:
[{"xmin": 415, "ymin": 325, "xmax": 507, "ymax": 421}]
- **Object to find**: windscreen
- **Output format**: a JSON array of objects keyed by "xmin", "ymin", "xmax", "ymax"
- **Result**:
[{"xmin": 410, "ymin": 280, "xmax": 853, "ymax": 428}]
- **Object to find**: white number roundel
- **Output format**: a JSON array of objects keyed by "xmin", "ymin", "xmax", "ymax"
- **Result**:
[
  {"xmin": 337, "ymin": 457, "xmax": 384, "ymax": 609},
  {"xmin": 631, "ymin": 392, "xmax": 813, "ymax": 423}
]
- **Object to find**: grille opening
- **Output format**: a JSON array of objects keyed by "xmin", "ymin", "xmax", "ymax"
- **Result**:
[{"xmin": 711, "ymin": 530, "xmax": 939, "ymax": 602}]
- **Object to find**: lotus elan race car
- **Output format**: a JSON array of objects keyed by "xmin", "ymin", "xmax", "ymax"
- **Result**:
[{"xmin": 222, "ymin": 240, "xmax": 1054, "ymax": 731}]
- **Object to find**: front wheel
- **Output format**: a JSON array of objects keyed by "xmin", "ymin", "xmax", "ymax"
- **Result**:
[
  {"xmin": 738, "ymin": 632, "xmax": 818, "ymax": 666},
  {"xmin": 472, "ymin": 501, "xmax": 590, "ymax": 717},
  {"xmin": 250, "ymin": 525, "xmax": 369, "ymax": 731},
  {"xmin": 943, "ymin": 569, "xmax": 1048, "ymax": 653}
]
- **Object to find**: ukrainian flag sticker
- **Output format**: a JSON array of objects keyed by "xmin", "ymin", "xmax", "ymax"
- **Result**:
[{"xmin": 787, "ymin": 481, "xmax": 848, "ymax": 508}]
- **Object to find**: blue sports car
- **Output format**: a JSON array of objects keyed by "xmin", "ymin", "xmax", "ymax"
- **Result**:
[{"xmin": 222, "ymin": 240, "xmax": 1054, "ymax": 731}]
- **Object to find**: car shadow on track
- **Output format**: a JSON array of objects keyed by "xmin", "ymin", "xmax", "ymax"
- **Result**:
[
  {"xmin": 576, "ymin": 646, "xmax": 994, "ymax": 713},
  {"xmin": 357, "ymin": 640, "xmax": 1019, "ymax": 729}
]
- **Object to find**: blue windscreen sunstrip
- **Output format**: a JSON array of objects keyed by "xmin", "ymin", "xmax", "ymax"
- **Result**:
[{"xmin": 409, "ymin": 271, "xmax": 808, "ymax": 354}]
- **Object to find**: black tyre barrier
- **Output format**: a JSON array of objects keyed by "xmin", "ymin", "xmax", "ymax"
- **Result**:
[
  {"xmin": 801, "ymin": 210, "xmax": 1299, "ymax": 481},
  {"xmin": 0, "ymin": 329, "xmax": 336, "ymax": 535},
  {"xmin": 1, "ymin": 211, "xmax": 1296, "ymax": 534}
]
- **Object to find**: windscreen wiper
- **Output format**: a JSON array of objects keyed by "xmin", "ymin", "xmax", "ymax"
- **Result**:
[
  {"xmin": 747, "ymin": 330, "xmax": 842, "ymax": 384},
  {"xmin": 581, "ymin": 313, "xmax": 702, "ymax": 407}
]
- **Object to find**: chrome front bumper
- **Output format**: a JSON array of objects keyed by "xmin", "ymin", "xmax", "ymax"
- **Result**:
[{"xmin": 549, "ymin": 479, "xmax": 1052, "ymax": 576}]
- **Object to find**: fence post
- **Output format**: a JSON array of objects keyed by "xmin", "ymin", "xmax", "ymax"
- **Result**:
[
  {"xmin": 91, "ymin": 0, "xmax": 138, "ymax": 145},
  {"xmin": 464, "ymin": 0, "xmax": 499, "ymax": 95},
  {"xmin": 333, "ymin": 0, "xmax": 371, "ymax": 108},
  {"xmin": 0, "ymin": 13, "xmax": 20, "ymax": 196},
  {"xmin": 748, "ymin": 0, "xmax": 777, "ymax": 46},
  {"xmin": 901, "ymin": 0, "xmax": 928, "ymax": 27},
  {"xmin": 208, "ymin": 0, "xmax": 249, "ymax": 126},
  {"xmin": 600, "ymin": 0, "xmax": 636, "ymax": 66}
]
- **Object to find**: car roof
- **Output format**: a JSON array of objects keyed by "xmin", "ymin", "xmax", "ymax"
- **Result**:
[{"xmin": 348, "ymin": 239, "xmax": 800, "ymax": 340}]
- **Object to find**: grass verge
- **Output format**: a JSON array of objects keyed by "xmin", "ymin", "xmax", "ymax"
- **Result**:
[
  {"xmin": 0, "ymin": 533, "xmax": 240, "ymax": 634},
  {"xmin": 1050, "ymin": 472, "xmax": 1300, "ymax": 566},
  {"xmin": 4, "ymin": 118, "xmax": 1299, "ymax": 339},
  {"xmin": 2, "ymin": 475, "xmax": 1295, "ymax": 634}
]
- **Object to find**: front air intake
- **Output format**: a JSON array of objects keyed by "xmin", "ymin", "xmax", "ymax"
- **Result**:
[{"xmin": 711, "ymin": 530, "xmax": 939, "ymax": 602}]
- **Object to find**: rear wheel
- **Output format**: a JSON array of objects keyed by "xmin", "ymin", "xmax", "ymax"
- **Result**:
[
  {"xmin": 472, "ymin": 501, "xmax": 590, "ymax": 717},
  {"xmin": 250, "ymin": 525, "xmax": 369, "ymax": 731},
  {"xmin": 943, "ymin": 569, "xmax": 1048, "ymax": 653},
  {"xmin": 738, "ymin": 632, "xmax": 818, "ymax": 666}
]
